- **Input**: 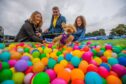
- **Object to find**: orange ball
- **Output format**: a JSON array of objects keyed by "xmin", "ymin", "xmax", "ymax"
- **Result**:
[
  {"xmin": 71, "ymin": 69, "xmax": 84, "ymax": 80},
  {"xmin": 54, "ymin": 64, "xmax": 64, "ymax": 74},
  {"xmin": 57, "ymin": 69, "xmax": 71, "ymax": 82},
  {"xmin": 71, "ymin": 79, "xmax": 85, "ymax": 84},
  {"xmin": 32, "ymin": 62, "xmax": 44, "ymax": 73},
  {"xmin": 41, "ymin": 57, "xmax": 48, "ymax": 65},
  {"xmin": 106, "ymin": 75, "xmax": 122, "ymax": 84},
  {"xmin": 79, "ymin": 60, "xmax": 88, "ymax": 74},
  {"xmin": 10, "ymin": 51, "xmax": 22, "ymax": 60}
]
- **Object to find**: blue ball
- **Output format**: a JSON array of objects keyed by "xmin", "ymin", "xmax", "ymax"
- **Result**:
[
  {"xmin": 65, "ymin": 53, "xmax": 72, "ymax": 61},
  {"xmin": 0, "ymin": 43, "xmax": 5, "ymax": 49},
  {"xmin": 118, "ymin": 57, "xmax": 126, "ymax": 66},
  {"xmin": 100, "ymin": 63, "xmax": 110, "ymax": 71},
  {"xmin": 1, "ymin": 80, "xmax": 14, "ymax": 84},
  {"xmin": 57, "ymin": 56, "xmax": 64, "ymax": 63},
  {"xmin": 71, "ymin": 56, "xmax": 80, "ymax": 67},
  {"xmin": 85, "ymin": 72, "xmax": 103, "ymax": 84},
  {"xmin": 108, "ymin": 57, "xmax": 118, "ymax": 66},
  {"xmin": 1, "ymin": 51, "xmax": 11, "ymax": 61},
  {"xmin": 27, "ymin": 61, "xmax": 33, "ymax": 66}
]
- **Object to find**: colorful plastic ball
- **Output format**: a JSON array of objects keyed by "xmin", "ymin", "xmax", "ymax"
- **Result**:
[
  {"xmin": 57, "ymin": 69, "xmax": 71, "ymax": 82},
  {"xmin": 0, "ymin": 43, "xmax": 5, "ymax": 49},
  {"xmin": 72, "ymin": 50, "xmax": 82, "ymax": 58},
  {"xmin": 57, "ymin": 56, "xmax": 64, "ymax": 63},
  {"xmin": 66, "ymin": 63, "xmax": 74, "ymax": 70},
  {"xmin": 21, "ymin": 56, "xmax": 30, "ymax": 61},
  {"xmin": 32, "ymin": 58, "xmax": 40, "ymax": 64},
  {"xmin": 109, "ymin": 71, "xmax": 118, "ymax": 77},
  {"xmin": 100, "ymin": 63, "xmax": 110, "ymax": 71},
  {"xmin": 44, "ymin": 47, "xmax": 52, "ymax": 54},
  {"xmin": 1, "ymin": 80, "xmax": 14, "ymax": 84},
  {"xmin": 112, "ymin": 53, "xmax": 118, "ymax": 58},
  {"xmin": 41, "ymin": 57, "xmax": 48, "ymax": 65},
  {"xmin": 0, "ymin": 69, "xmax": 12, "ymax": 82},
  {"xmin": 32, "ymin": 51, "xmax": 40, "ymax": 58},
  {"xmin": 65, "ymin": 53, "xmax": 72, "ymax": 61},
  {"xmin": 12, "ymin": 72, "xmax": 25, "ymax": 84},
  {"xmin": 100, "ymin": 56, "xmax": 107, "ymax": 63},
  {"xmin": 33, "ymin": 62, "xmax": 45, "ymax": 73},
  {"xmin": 82, "ymin": 51, "xmax": 93, "ymax": 62},
  {"xmin": 40, "ymin": 53, "xmax": 46, "ymax": 59},
  {"xmin": 17, "ymin": 47, "xmax": 24, "ymax": 53},
  {"xmin": 112, "ymin": 64, "xmax": 126, "ymax": 77},
  {"xmin": 108, "ymin": 57, "xmax": 118, "ymax": 66},
  {"xmin": 79, "ymin": 60, "xmax": 88, "ymax": 74},
  {"xmin": 102, "ymin": 78, "xmax": 107, "ymax": 84},
  {"xmin": 48, "ymin": 58, "xmax": 57, "ymax": 69},
  {"xmin": 98, "ymin": 66, "xmax": 109, "ymax": 78},
  {"xmin": 33, "ymin": 72, "xmax": 50, "ymax": 84},
  {"xmin": 82, "ymin": 45, "xmax": 90, "ymax": 52},
  {"xmin": 93, "ymin": 57, "xmax": 102, "ymax": 65},
  {"xmin": 121, "ymin": 75, "xmax": 126, "ymax": 84},
  {"xmin": 46, "ymin": 69, "xmax": 56, "ymax": 82},
  {"xmin": 89, "ymin": 60, "xmax": 98, "ymax": 66},
  {"xmin": 10, "ymin": 51, "xmax": 21, "ymax": 60},
  {"xmin": 54, "ymin": 64, "xmax": 64, "ymax": 74},
  {"xmin": 87, "ymin": 64, "xmax": 98, "ymax": 72},
  {"xmin": 73, "ymin": 45, "xmax": 79, "ymax": 50},
  {"xmin": 51, "ymin": 78, "xmax": 67, "ymax": 84},
  {"xmin": 71, "ymin": 69, "xmax": 84, "ymax": 80},
  {"xmin": 106, "ymin": 75, "xmax": 122, "ymax": 84},
  {"xmin": 60, "ymin": 60, "xmax": 68, "ymax": 67},
  {"xmin": 24, "ymin": 73, "xmax": 33, "ymax": 84},
  {"xmin": 24, "ymin": 47, "xmax": 30, "ymax": 53},
  {"xmin": 1, "ymin": 51, "xmax": 11, "ymax": 61},
  {"xmin": 103, "ymin": 50, "xmax": 112, "ymax": 59},
  {"xmin": 85, "ymin": 72, "xmax": 103, "ymax": 84},
  {"xmin": 0, "ymin": 62, "xmax": 2, "ymax": 70},
  {"xmin": 118, "ymin": 57, "xmax": 126, "ymax": 66},
  {"xmin": 1, "ymin": 62, "xmax": 9, "ymax": 69},
  {"xmin": 71, "ymin": 79, "xmax": 84, "ymax": 84},
  {"xmin": 113, "ymin": 46, "xmax": 122, "ymax": 54},
  {"xmin": 56, "ymin": 51, "xmax": 62, "ymax": 56},
  {"xmin": 27, "ymin": 61, "xmax": 33, "ymax": 66},
  {"xmin": 8, "ymin": 60, "xmax": 16, "ymax": 68},
  {"xmin": 15, "ymin": 60, "xmax": 28, "ymax": 72},
  {"xmin": 25, "ymin": 66, "xmax": 33, "ymax": 74},
  {"xmin": 71, "ymin": 56, "xmax": 80, "ymax": 67},
  {"xmin": 105, "ymin": 44, "xmax": 112, "ymax": 50}
]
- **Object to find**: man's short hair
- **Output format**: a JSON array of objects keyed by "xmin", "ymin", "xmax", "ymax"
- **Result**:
[{"xmin": 52, "ymin": 6, "xmax": 59, "ymax": 10}]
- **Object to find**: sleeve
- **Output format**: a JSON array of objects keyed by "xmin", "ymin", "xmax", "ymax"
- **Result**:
[
  {"xmin": 23, "ymin": 23, "xmax": 42, "ymax": 43},
  {"xmin": 77, "ymin": 29, "xmax": 86, "ymax": 42},
  {"xmin": 62, "ymin": 16, "xmax": 66, "ymax": 23}
]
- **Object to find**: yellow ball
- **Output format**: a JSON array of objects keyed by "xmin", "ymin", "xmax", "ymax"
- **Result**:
[
  {"xmin": 93, "ymin": 57, "xmax": 102, "ymax": 65},
  {"xmin": 104, "ymin": 50, "xmax": 112, "ymax": 59},
  {"xmin": 32, "ymin": 58, "xmax": 41, "ymax": 64},
  {"xmin": 60, "ymin": 60, "xmax": 68, "ymax": 67},
  {"xmin": 72, "ymin": 50, "xmax": 83, "ymax": 58},
  {"xmin": 10, "ymin": 67, "xmax": 16, "ymax": 73},
  {"xmin": 33, "ymin": 62, "xmax": 45, "ymax": 73},
  {"xmin": 37, "ymin": 47, "xmax": 43, "ymax": 53}
]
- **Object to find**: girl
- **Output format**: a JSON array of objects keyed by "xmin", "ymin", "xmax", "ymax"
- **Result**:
[{"xmin": 73, "ymin": 15, "xmax": 86, "ymax": 42}]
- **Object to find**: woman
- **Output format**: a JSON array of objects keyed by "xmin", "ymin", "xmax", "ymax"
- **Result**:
[
  {"xmin": 15, "ymin": 11, "xmax": 44, "ymax": 43},
  {"xmin": 73, "ymin": 16, "xmax": 86, "ymax": 42}
]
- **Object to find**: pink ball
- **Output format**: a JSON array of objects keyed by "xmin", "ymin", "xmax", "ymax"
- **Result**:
[
  {"xmin": 90, "ymin": 60, "xmax": 98, "ymax": 66},
  {"xmin": 24, "ymin": 73, "xmax": 34, "ymax": 84},
  {"xmin": 98, "ymin": 66, "xmax": 109, "ymax": 78},
  {"xmin": 112, "ymin": 64, "xmax": 126, "ymax": 77},
  {"xmin": 105, "ymin": 44, "xmax": 112, "ymax": 50},
  {"xmin": 86, "ymin": 41, "xmax": 92, "ymax": 45},
  {"xmin": 0, "ymin": 62, "xmax": 2, "ymax": 70},
  {"xmin": 46, "ymin": 69, "xmax": 56, "ymax": 81},
  {"xmin": 73, "ymin": 45, "xmax": 79, "ymax": 50},
  {"xmin": 51, "ymin": 78, "xmax": 67, "ymax": 84},
  {"xmin": 82, "ymin": 51, "xmax": 93, "ymax": 62},
  {"xmin": 48, "ymin": 43, "xmax": 53, "ymax": 48},
  {"xmin": 8, "ymin": 60, "xmax": 17, "ymax": 67}
]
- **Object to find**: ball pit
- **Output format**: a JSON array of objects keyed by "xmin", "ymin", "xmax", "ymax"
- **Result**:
[{"xmin": 0, "ymin": 42, "xmax": 125, "ymax": 83}]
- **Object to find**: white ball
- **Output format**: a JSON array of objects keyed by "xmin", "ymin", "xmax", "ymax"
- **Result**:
[{"xmin": 24, "ymin": 73, "xmax": 34, "ymax": 84}]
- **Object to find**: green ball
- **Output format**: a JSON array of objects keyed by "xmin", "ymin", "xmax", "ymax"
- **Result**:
[
  {"xmin": 118, "ymin": 53, "xmax": 126, "ymax": 57},
  {"xmin": 56, "ymin": 51, "xmax": 62, "ymax": 56},
  {"xmin": 52, "ymin": 45, "xmax": 56, "ymax": 49},
  {"xmin": 102, "ymin": 78, "xmax": 107, "ymax": 84},
  {"xmin": 0, "ymin": 43, "xmax": 5, "ymax": 49},
  {"xmin": 24, "ymin": 48, "xmax": 30, "ymax": 53},
  {"xmin": 92, "ymin": 49, "xmax": 97, "ymax": 56},
  {"xmin": 0, "ymin": 69, "xmax": 12, "ymax": 82},
  {"xmin": 48, "ymin": 58, "xmax": 56, "ymax": 69},
  {"xmin": 121, "ymin": 75, "xmax": 126, "ymax": 84},
  {"xmin": 108, "ymin": 57, "xmax": 118, "ymax": 66},
  {"xmin": 32, "ymin": 51, "xmax": 40, "ymax": 58},
  {"xmin": 2, "ymin": 62, "xmax": 9, "ymax": 70},
  {"xmin": 40, "ymin": 53, "xmax": 46, "ymax": 59},
  {"xmin": 113, "ymin": 46, "xmax": 122, "ymax": 54},
  {"xmin": 33, "ymin": 72, "xmax": 50, "ymax": 84}
]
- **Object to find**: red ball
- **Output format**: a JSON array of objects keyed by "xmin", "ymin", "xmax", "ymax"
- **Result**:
[
  {"xmin": 87, "ymin": 64, "xmax": 98, "ymax": 72},
  {"xmin": 25, "ymin": 66, "xmax": 33, "ymax": 74},
  {"xmin": 66, "ymin": 63, "xmax": 74, "ymax": 70},
  {"xmin": 98, "ymin": 66, "xmax": 109, "ymax": 78},
  {"xmin": 71, "ymin": 79, "xmax": 85, "ymax": 84}
]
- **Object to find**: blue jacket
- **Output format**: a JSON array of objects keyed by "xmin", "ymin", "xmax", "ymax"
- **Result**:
[
  {"xmin": 48, "ymin": 14, "xmax": 66, "ymax": 33},
  {"xmin": 73, "ymin": 27, "xmax": 86, "ymax": 41}
]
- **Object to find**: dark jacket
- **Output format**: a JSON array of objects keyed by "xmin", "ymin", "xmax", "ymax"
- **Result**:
[
  {"xmin": 15, "ymin": 20, "xmax": 42, "ymax": 43},
  {"xmin": 73, "ymin": 27, "xmax": 86, "ymax": 41},
  {"xmin": 48, "ymin": 14, "xmax": 66, "ymax": 33}
]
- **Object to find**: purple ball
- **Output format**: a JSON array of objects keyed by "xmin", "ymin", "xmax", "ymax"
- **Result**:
[
  {"xmin": 46, "ymin": 69, "xmax": 56, "ymax": 81},
  {"xmin": 82, "ymin": 51, "xmax": 93, "ymax": 62},
  {"xmin": 15, "ymin": 60, "xmax": 28, "ymax": 72},
  {"xmin": 112, "ymin": 64, "xmax": 126, "ymax": 77},
  {"xmin": 21, "ymin": 56, "xmax": 30, "ymax": 61}
]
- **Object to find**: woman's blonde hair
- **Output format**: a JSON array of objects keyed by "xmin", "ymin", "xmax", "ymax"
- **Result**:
[{"xmin": 29, "ymin": 11, "xmax": 43, "ymax": 28}]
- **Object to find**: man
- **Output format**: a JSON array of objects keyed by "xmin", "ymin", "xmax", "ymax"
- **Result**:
[{"xmin": 44, "ymin": 6, "xmax": 66, "ymax": 37}]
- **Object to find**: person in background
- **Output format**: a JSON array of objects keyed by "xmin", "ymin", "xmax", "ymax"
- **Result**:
[
  {"xmin": 73, "ymin": 15, "xmax": 86, "ymax": 42},
  {"xmin": 15, "ymin": 11, "xmax": 44, "ymax": 43},
  {"xmin": 44, "ymin": 6, "xmax": 66, "ymax": 38}
]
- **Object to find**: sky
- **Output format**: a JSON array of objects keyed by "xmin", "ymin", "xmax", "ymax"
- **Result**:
[{"xmin": 0, "ymin": 0, "xmax": 126, "ymax": 35}]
